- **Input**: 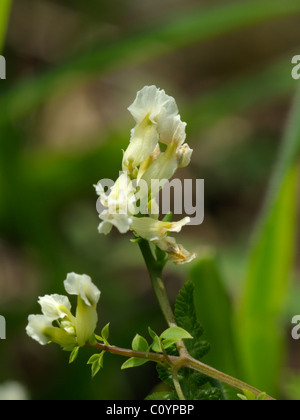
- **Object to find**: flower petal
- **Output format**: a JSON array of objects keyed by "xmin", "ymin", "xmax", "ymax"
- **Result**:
[
  {"xmin": 26, "ymin": 315, "xmax": 53, "ymax": 346},
  {"xmin": 128, "ymin": 85, "xmax": 178, "ymax": 125},
  {"xmin": 38, "ymin": 294, "xmax": 72, "ymax": 321},
  {"xmin": 64, "ymin": 273, "xmax": 101, "ymax": 307},
  {"xmin": 131, "ymin": 216, "xmax": 190, "ymax": 241}
]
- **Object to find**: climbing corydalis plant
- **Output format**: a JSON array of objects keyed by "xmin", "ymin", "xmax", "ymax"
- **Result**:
[{"xmin": 26, "ymin": 86, "xmax": 273, "ymax": 401}]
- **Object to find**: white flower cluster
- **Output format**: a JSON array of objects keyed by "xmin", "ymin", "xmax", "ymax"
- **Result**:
[
  {"xmin": 95, "ymin": 86, "xmax": 196, "ymax": 265},
  {"xmin": 26, "ymin": 273, "xmax": 100, "ymax": 348}
]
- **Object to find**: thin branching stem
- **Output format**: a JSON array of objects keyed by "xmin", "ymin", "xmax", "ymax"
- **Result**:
[
  {"xmin": 136, "ymin": 238, "xmax": 275, "ymax": 400},
  {"xmin": 92, "ymin": 341, "xmax": 275, "ymax": 400}
]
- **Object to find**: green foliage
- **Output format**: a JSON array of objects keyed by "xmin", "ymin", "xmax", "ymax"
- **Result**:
[
  {"xmin": 235, "ymin": 88, "xmax": 300, "ymax": 396},
  {"xmin": 146, "ymin": 281, "xmax": 226, "ymax": 400},
  {"xmin": 237, "ymin": 390, "xmax": 266, "ymax": 401},
  {"xmin": 160, "ymin": 327, "xmax": 193, "ymax": 350},
  {"xmin": 132, "ymin": 334, "xmax": 149, "ymax": 352},
  {"xmin": 121, "ymin": 358, "xmax": 149, "ymax": 370},
  {"xmin": 175, "ymin": 281, "xmax": 210, "ymax": 360},
  {"xmin": 145, "ymin": 391, "xmax": 176, "ymax": 401},
  {"xmin": 196, "ymin": 388, "xmax": 223, "ymax": 401},
  {"xmin": 87, "ymin": 352, "xmax": 105, "ymax": 378},
  {"xmin": 2, "ymin": 0, "xmax": 299, "ymax": 124},
  {"xmin": 101, "ymin": 323, "xmax": 110, "ymax": 343},
  {"xmin": 121, "ymin": 334, "xmax": 150, "ymax": 370},
  {"xmin": 190, "ymin": 256, "xmax": 238, "ymax": 375},
  {"xmin": 69, "ymin": 347, "xmax": 80, "ymax": 364},
  {"xmin": 0, "ymin": 0, "xmax": 11, "ymax": 52},
  {"xmin": 148, "ymin": 328, "xmax": 162, "ymax": 353}
]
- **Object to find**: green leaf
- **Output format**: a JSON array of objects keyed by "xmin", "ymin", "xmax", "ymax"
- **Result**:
[
  {"xmin": 156, "ymin": 364, "xmax": 174, "ymax": 388},
  {"xmin": 257, "ymin": 392, "xmax": 267, "ymax": 401},
  {"xmin": 90, "ymin": 352, "xmax": 104, "ymax": 378},
  {"xmin": 151, "ymin": 336, "xmax": 163, "ymax": 353},
  {"xmin": 0, "ymin": 0, "xmax": 11, "ymax": 53},
  {"xmin": 242, "ymin": 390, "xmax": 256, "ymax": 401},
  {"xmin": 121, "ymin": 358, "xmax": 149, "ymax": 370},
  {"xmin": 161, "ymin": 338, "xmax": 180, "ymax": 350},
  {"xmin": 162, "ymin": 212, "xmax": 173, "ymax": 223},
  {"xmin": 196, "ymin": 388, "xmax": 223, "ymax": 401},
  {"xmin": 174, "ymin": 281, "xmax": 210, "ymax": 360},
  {"xmin": 237, "ymin": 394, "xmax": 248, "ymax": 401},
  {"xmin": 235, "ymin": 88, "xmax": 300, "ymax": 396},
  {"xmin": 101, "ymin": 323, "xmax": 110, "ymax": 342},
  {"xmin": 148, "ymin": 327, "xmax": 158, "ymax": 340},
  {"xmin": 160, "ymin": 327, "xmax": 193, "ymax": 341},
  {"xmin": 148, "ymin": 328, "xmax": 163, "ymax": 353},
  {"xmin": 91, "ymin": 361, "xmax": 101, "ymax": 378},
  {"xmin": 87, "ymin": 354, "xmax": 102, "ymax": 365},
  {"xmin": 132, "ymin": 334, "xmax": 149, "ymax": 352},
  {"xmin": 145, "ymin": 392, "xmax": 173, "ymax": 401},
  {"xmin": 69, "ymin": 346, "xmax": 80, "ymax": 364},
  {"xmin": 190, "ymin": 256, "xmax": 238, "ymax": 375},
  {"xmin": 237, "ymin": 390, "xmax": 266, "ymax": 401}
]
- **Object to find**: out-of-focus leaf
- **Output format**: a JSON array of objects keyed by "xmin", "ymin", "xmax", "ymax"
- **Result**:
[
  {"xmin": 186, "ymin": 57, "xmax": 295, "ymax": 133},
  {"xmin": 190, "ymin": 255, "xmax": 238, "ymax": 376},
  {"xmin": 0, "ymin": 55, "xmax": 293, "ymax": 230},
  {"xmin": 0, "ymin": 0, "xmax": 11, "ymax": 52},
  {"xmin": 235, "ymin": 88, "xmax": 300, "ymax": 396},
  {"xmin": 0, "ymin": 0, "xmax": 299, "ymax": 123}
]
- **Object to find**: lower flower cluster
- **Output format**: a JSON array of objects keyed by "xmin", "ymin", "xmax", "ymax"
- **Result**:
[{"xmin": 26, "ymin": 273, "xmax": 100, "ymax": 350}]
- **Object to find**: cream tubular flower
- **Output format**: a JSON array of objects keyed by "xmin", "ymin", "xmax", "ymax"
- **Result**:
[
  {"xmin": 131, "ymin": 216, "xmax": 190, "ymax": 242},
  {"xmin": 26, "ymin": 315, "xmax": 77, "ymax": 348},
  {"xmin": 122, "ymin": 119, "xmax": 159, "ymax": 174},
  {"xmin": 177, "ymin": 144, "xmax": 193, "ymax": 169},
  {"xmin": 141, "ymin": 117, "xmax": 187, "ymax": 199},
  {"xmin": 154, "ymin": 236, "xmax": 196, "ymax": 265},
  {"xmin": 64, "ymin": 273, "xmax": 101, "ymax": 347},
  {"xmin": 96, "ymin": 173, "xmax": 136, "ymax": 235},
  {"xmin": 128, "ymin": 85, "xmax": 178, "ymax": 126},
  {"xmin": 123, "ymin": 86, "xmax": 179, "ymax": 173}
]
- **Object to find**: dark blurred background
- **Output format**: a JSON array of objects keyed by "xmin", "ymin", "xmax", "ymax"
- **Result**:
[{"xmin": 0, "ymin": 0, "xmax": 300, "ymax": 400}]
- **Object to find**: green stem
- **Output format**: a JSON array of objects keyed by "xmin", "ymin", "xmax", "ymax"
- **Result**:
[
  {"xmin": 172, "ymin": 368, "xmax": 186, "ymax": 401},
  {"xmin": 138, "ymin": 239, "xmax": 188, "ymax": 359},
  {"xmin": 138, "ymin": 239, "xmax": 176, "ymax": 327}
]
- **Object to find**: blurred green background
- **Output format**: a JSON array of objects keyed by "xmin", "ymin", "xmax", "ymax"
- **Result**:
[{"xmin": 0, "ymin": 0, "xmax": 300, "ymax": 400}]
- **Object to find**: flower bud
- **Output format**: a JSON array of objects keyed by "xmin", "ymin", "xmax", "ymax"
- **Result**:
[
  {"xmin": 177, "ymin": 144, "xmax": 193, "ymax": 168},
  {"xmin": 154, "ymin": 236, "xmax": 196, "ymax": 265}
]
